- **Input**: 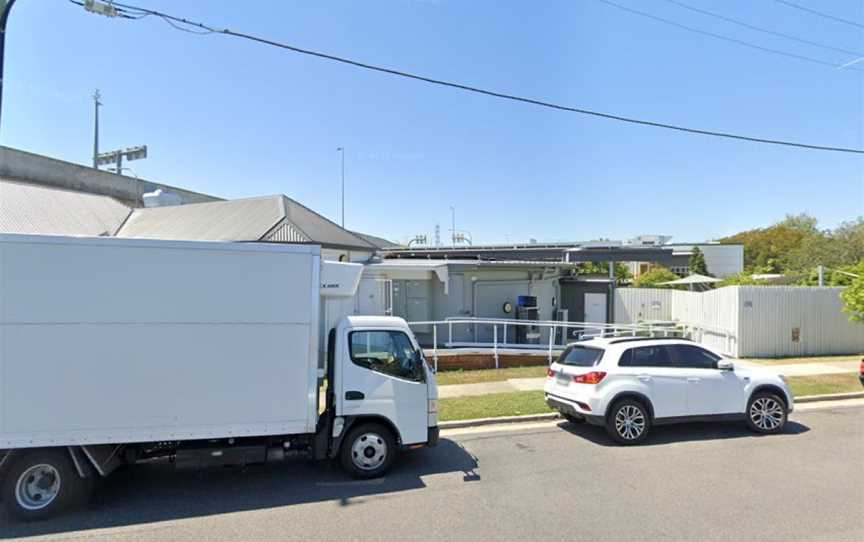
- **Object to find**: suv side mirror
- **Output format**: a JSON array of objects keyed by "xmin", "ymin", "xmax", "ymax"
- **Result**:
[{"xmin": 717, "ymin": 359, "xmax": 734, "ymax": 371}]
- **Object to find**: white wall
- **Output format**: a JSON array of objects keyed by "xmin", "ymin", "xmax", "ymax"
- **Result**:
[
  {"xmin": 614, "ymin": 288, "xmax": 673, "ymax": 323},
  {"xmin": 736, "ymin": 287, "xmax": 863, "ymax": 357},
  {"xmin": 614, "ymin": 286, "xmax": 863, "ymax": 357}
]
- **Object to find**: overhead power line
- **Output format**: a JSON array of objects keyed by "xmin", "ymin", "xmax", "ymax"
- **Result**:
[
  {"xmin": 662, "ymin": 0, "xmax": 864, "ymax": 58},
  {"xmin": 69, "ymin": 0, "xmax": 864, "ymax": 155},
  {"xmin": 772, "ymin": 0, "xmax": 864, "ymax": 30},
  {"xmin": 593, "ymin": 0, "xmax": 862, "ymax": 71}
]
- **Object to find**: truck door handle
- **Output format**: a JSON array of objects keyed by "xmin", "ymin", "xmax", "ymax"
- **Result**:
[
  {"xmin": 687, "ymin": 377, "xmax": 701, "ymax": 383},
  {"xmin": 638, "ymin": 375, "xmax": 652, "ymax": 382},
  {"xmin": 345, "ymin": 391, "xmax": 365, "ymax": 401}
]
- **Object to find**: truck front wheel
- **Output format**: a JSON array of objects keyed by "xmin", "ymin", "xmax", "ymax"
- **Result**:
[
  {"xmin": 1, "ymin": 449, "xmax": 93, "ymax": 521},
  {"xmin": 339, "ymin": 423, "xmax": 396, "ymax": 479}
]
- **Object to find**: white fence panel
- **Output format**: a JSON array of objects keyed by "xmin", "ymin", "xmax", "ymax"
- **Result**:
[
  {"xmin": 673, "ymin": 288, "xmax": 739, "ymax": 356},
  {"xmin": 736, "ymin": 287, "xmax": 864, "ymax": 357},
  {"xmin": 613, "ymin": 288, "xmax": 673, "ymax": 323}
]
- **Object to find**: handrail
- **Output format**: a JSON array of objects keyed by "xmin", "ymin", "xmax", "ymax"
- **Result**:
[{"xmin": 407, "ymin": 317, "xmax": 694, "ymax": 371}]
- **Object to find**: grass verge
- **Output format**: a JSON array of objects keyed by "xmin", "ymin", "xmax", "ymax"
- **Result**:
[
  {"xmin": 438, "ymin": 374, "xmax": 863, "ymax": 422},
  {"xmin": 439, "ymin": 390, "xmax": 551, "ymax": 422},
  {"xmin": 435, "ymin": 366, "xmax": 548, "ymax": 386},
  {"xmin": 788, "ymin": 373, "xmax": 862, "ymax": 396}
]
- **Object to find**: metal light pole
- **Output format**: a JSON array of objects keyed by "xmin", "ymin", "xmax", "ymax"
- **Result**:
[
  {"xmin": 0, "ymin": 0, "xmax": 19, "ymax": 136},
  {"xmin": 92, "ymin": 89, "xmax": 102, "ymax": 168},
  {"xmin": 336, "ymin": 147, "xmax": 345, "ymax": 227}
]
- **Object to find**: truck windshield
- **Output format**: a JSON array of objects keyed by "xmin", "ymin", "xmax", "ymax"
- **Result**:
[
  {"xmin": 557, "ymin": 346, "xmax": 604, "ymax": 367},
  {"xmin": 349, "ymin": 330, "xmax": 424, "ymax": 382}
]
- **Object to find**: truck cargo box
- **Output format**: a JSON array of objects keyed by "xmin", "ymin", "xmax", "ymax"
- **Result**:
[{"xmin": 0, "ymin": 235, "xmax": 322, "ymax": 448}]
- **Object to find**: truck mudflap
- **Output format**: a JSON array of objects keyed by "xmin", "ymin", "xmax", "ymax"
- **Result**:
[{"xmin": 427, "ymin": 426, "xmax": 440, "ymax": 447}]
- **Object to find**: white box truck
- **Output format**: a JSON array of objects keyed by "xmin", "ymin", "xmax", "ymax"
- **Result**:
[{"xmin": 0, "ymin": 234, "xmax": 439, "ymax": 520}]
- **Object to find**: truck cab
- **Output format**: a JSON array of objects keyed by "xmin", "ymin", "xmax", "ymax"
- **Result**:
[{"xmin": 326, "ymin": 316, "xmax": 438, "ymax": 477}]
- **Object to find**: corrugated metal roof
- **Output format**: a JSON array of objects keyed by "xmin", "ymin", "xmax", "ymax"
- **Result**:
[
  {"xmin": 0, "ymin": 178, "xmax": 131, "ymax": 236},
  {"xmin": 279, "ymin": 198, "xmax": 376, "ymax": 250},
  {"xmin": 117, "ymin": 194, "xmax": 376, "ymax": 250},
  {"xmin": 350, "ymin": 230, "xmax": 400, "ymax": 249},
  {"xmin": 117, "ymin": 196, "xmax": 283, "ymax": 241}
]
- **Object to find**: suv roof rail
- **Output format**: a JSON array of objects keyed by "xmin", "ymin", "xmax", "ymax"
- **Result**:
[{"xmin": 606, "ymin": 336, "xmax": 692, "ymax": 345}]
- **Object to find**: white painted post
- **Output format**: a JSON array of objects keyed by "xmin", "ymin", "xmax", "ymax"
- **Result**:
[
  {"xmin": 547, "ymin": 324, "xmax": 554, "ymax": 363},
  {"xmin": 433, "ymin": 324, "xmax": 438, "ymax": 372},
  {"xmin": 493, "ymin": 325, "xmax": 499, "ymax": 369},
  {"xmin": 448, "ymin": 320, "xmax": 453, "ymax": 346},
  {"xmin": 503, "ymin": 322, "xmax": 507, "ymax": 346}
]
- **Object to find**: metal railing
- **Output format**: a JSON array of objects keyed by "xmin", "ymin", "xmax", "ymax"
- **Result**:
[{"xmin": 408, "ymin": 317, "xmax": 689, "ymax": 371}]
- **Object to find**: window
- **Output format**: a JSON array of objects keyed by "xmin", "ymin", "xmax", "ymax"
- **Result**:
[
  {"xmin": 620, "ymin": 345, "xmax": 674, "ymax": 368},
  {"xmin": 670, "ymin": 266, "xmax": 690, "ymax": 277},
  {"xmin": 557, "ymin": 345, "xmax": 604, "ymax": 367},
  {"xmin": 349, "ymin": 330, "xmax": 424, "ymax": 382},
  {"xmin": 669, "ymin": 345, "xmax": 721, "ymax": 369}
]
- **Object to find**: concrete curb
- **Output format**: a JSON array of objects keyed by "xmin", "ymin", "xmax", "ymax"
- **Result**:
[
  {"xmin": 439, "ymin": 413, "xmax": 560, "ymax": 430},
  {"xmin": 795, "ymin": 391, "xmax": 864, "ymax": 403},
  {"xmin": 439, "ymin": 391, "xmax": 864, "ymax": 430}
]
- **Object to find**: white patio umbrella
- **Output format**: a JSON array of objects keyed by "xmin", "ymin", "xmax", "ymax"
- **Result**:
[{"xmin": 658, "ymin": 273, "xmax": 722, "ymax": 291}]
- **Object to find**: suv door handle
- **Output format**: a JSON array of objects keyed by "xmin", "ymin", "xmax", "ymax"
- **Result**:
[
  {"xmin": 637, "ymin": 375, "xmax": 652, "ymax": 382},
  {"xmin": 345, "ymin": 391, "xmax": 365, "ymax": 400},
  {"xmin": 686, "ymin": 377, "xmax": 701, "ymax": 383}
]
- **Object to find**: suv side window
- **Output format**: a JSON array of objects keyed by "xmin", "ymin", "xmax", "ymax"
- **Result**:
[
  {"xmin": 349, "ymin": 330, "xmax": 424, "ymax": 382},
  {"xmin": 669, "ymin": 344, "xmax": 721, "ymax": 369},
  {"xmin": 622, "ymin": 345, "xmax": 674, "ymax": 368}
]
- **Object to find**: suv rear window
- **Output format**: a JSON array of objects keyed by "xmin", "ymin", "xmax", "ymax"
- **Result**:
[{"xmin": 557, "ymin": 345, "xmax": 604, "ymax": 367}]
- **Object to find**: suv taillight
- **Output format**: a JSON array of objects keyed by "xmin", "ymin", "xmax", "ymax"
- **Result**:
[
  {"xmin": 547, "ymin": 368, "xmax": 556, "ymax": 378},
  {"xmin": 573, "ymin": 371, "xmax": 607, "ymax": 384},
  {"xmin": 860, "ymin": 359, "xmax": 864, "ymax": 375}
]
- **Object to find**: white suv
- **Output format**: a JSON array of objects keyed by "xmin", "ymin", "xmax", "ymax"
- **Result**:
[{"xmin": 543, "ymin": 337, "xmax": 793, "ymax": 445}]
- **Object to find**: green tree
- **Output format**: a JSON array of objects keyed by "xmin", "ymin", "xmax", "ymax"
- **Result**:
[
  {"xmin": 689, "ymin": 246, "xmax": 709, "ymax": 276},
  {"xmin": 718, "ymin": 272, "xmax": 769, "ymax": 287},
  {"xmin": 841, "ymin": 273, "xmax": 864, "ymax": 323},
  {"xmin": 632, "ymin": 267, "xmax": 680, "ymax": 288},
  {"xmin": 576, "ymin": 261, "xmax": 632, "ymax": 285}
]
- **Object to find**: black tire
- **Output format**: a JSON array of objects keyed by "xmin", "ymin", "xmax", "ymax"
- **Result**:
[
  {"xmin": 746, "ymin": 392, "xmax": 787, "ymax": 434},
  {"xmin": 1, "ymin": 449, "xmax": 93, "ymax": 521},
  {"xmin": 605, "ymin": 398, "xmax": 651, "ymax": 445},
  {"xmin": 563, "ymin": 413, "xmax": 585, "ymax": 424},
  {"xmin": 339, "ymin": 423, "xmax": 397, "ymax": 479}
]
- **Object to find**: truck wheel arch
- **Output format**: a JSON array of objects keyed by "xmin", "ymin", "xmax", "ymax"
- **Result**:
[{"xmin": 331, "ymin": 415, "xmax": 402, "ymax": 458}]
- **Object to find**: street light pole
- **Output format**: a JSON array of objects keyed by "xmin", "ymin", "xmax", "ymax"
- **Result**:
[
  {"xmin": 336, "ymin": 147, "xmax": 345, "ymax": 227},
  {"xmin": 92, "ymin": 89, "xmax": 102, "ymax": 168},
  {"xmin": 0, "ymin": 0, "xmax": 19, "ymax": 136}
]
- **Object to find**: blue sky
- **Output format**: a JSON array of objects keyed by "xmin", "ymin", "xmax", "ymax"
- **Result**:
[{"xmin": 3, "ymin": 0, "xmax": 863, "ymax": 244}]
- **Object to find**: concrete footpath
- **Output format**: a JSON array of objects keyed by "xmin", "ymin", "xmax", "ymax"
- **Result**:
[{"xmin": 438, "ymin": 359, "xmax": 861, "ymax": 399}]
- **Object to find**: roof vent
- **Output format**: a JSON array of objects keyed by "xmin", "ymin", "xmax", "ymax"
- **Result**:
[{"xmin": 142, "ymin": 188, "xmax": 183, "ymax": 208}]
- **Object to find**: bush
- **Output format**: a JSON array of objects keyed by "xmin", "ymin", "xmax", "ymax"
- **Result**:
[{"xmin": 632, "ymin": 267, "xmax": 680, "ymax": 288}]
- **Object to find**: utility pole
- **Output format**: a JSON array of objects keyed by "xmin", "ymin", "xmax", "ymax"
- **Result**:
[
  {"xmin": 336, "ymin": 147, "xmax": 345, "ymax": 227},
  {"xmin": 92, "ymin": 89, "xmax": 102, "ymax": 168},
  {"xmin": 0, "ymin": 0, "xmax": 18, "ymax": 136}
]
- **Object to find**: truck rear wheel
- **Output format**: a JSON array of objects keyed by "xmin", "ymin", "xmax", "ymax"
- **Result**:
[
  {"xmin": 1, "ymin": 449, "xmax": 93, "ymax": 521},
  {"xmin": 339, "ymin": 423, "xmax": 396, "ymax": 479}
]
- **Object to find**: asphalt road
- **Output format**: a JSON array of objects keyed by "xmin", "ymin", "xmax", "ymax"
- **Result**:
[{"xmin": 2, "ymin": 404, "xmax": 862, "ymax": 542}]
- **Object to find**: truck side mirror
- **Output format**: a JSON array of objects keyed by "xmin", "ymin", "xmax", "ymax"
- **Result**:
[{"xmin": 717, "ymin": 359, "xmax": 734, "ymax": 371}]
